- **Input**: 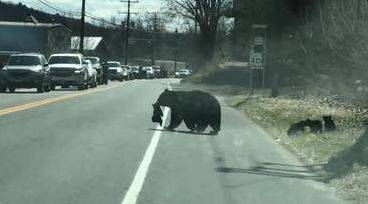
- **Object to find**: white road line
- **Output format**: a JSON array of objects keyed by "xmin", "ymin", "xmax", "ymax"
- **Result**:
[{"xmin": 121, "ymin": 84, "xmax": 171, "ymax": 204}]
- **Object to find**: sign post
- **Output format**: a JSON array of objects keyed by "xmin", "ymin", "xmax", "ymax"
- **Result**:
[{"xmin": 249, "ymin": 24, "xmax": 267, "ymax": 93}]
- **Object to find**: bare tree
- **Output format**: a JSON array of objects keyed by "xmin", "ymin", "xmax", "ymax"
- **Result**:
[
  {"xmin": 166, "ymin": 0, "xmax": 231, "ymax": 62},
  {"xmin": 142, "ymin": 13, "xmax": 170, "ymax": 32}
]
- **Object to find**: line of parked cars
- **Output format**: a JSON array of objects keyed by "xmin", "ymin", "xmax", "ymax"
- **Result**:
[
  {"xmin": 0, "ymin": 52, "xmax": 173, "ymax": 94},
  {"xmin": 0, "ymin": 53, "xmax": 103, "ymax": 93},
  {"xmin": 125, "ymin": 65, "xmax": 169, "ymax": 80}
]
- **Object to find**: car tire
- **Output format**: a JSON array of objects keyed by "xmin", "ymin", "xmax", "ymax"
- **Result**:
[
  {"xmin": 44, "ymin": 82, "xmax": 51, "ymax": 92},
  {"xmin": 9, "ymin": 87, "xmax": 15, "ymax": 93},
  {"xmin": 37, "ymin": 83, "xmax": 45, "ymax": 93},
  {"xmin": 78, "ymin": 84, "xmax": 85, "ymax": 90},
  {"xmin": 0, "ymin": 86, "xmax": 6, "ymax": 93}
]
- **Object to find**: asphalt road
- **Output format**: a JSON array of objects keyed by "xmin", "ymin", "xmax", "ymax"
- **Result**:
[{"xmin": 0, "ymin": 79, "xmax": 349, "ymax": 204}]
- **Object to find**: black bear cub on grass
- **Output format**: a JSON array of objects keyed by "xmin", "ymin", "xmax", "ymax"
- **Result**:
[
  {"xmin": 152, "ymin": 89, "xmax": 221, "ymax": 135},
  {"xmin": 287, "ymin": 119, "xmax": 322, "ymax": 136},
  {"xmin": 287, "ymin": 115, "xmax": 337, "ymax": 136},
  {"xmin": 323, "ymin": 115, "xmax": 336, "ymax": 132}
]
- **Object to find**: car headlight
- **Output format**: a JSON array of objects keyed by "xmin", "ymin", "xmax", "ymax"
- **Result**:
[{"xmin": 175, "ymin": 72, "xmax": 179, "ymax": 75}]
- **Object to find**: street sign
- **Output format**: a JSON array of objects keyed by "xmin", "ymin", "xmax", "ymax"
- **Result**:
[
  {"xmin": 249, "ymin": 24, "xmax": 267, "ymax": 91},
  {"xmin": 249, "ymin": 51, "xmax": 264, "ymax": 68},
  {"xmin": 254, "ymin": 37, "xmax": 264, "ymax": 45}
]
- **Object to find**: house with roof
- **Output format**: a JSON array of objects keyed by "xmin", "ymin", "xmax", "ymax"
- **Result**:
[
  {"xmin": 0, "ymin": 21, "xmax": 72, "ymax": 57},
  {"xmin": 71, "ymin": 36, "xmax": 109, "ymax": 59}
]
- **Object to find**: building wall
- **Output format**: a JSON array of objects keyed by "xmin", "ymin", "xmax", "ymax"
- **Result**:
[
  {"xmin": 0, "ymin": 24, "xmax": 71, "ymax": 57},
  {"xmin": 0, "ymin": 24, "xmax": 48, "ymax": 53},
  {"xmin": 46, "ymin": 26, "xmax": 71, "ymax": 57}
]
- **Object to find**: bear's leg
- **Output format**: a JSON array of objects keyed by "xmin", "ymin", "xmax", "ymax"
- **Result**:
[
  {"xmin": 166, "ymin": 109, "xmax": 182, "ymax": 131},
  {"xmin": 209, "ymin": 110, "xmax": 221, "ymax": 135},
  {"xmin": 195, "ymin": 120, "xmax": 208, "ymax": 133},
  {"xmin": 184, "ymin": 119, "xmax": 196, "ymax": 132}
]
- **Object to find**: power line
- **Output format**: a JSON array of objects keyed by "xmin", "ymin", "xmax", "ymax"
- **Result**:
[
  {"xmin": 35, "ymin": 0, "xmax": 121, "ymax": 27},
  {"xmin": 36, "ymin": 0, "xmax": 79, "ymax": 16},
  {"xmin": 42, "ymin": 0, "xmax": 80, "ymax": 14}
]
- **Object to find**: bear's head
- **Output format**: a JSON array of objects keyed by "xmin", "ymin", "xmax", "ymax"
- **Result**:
[
  {"xmin": 151, "ymin": 104, "xmax": 163, "ymax": 126},
  {"xmin": 323, "ymin": 115, "xmax": 333, "ymax": 121},
  {"xmin": 155, "ymin": 89, "xmax": 177, "ymax": 107}
]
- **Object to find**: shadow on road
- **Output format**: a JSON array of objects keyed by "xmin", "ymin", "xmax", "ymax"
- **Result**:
[
  {"xmin": 148, "ymin": 128, "xmax": 216, "ymax": 136},
  {"xmin": 2, "ymin": 91, "xmax": 38, "ymax": 94},
  {"xmin": 216, "ymin": 162, "xmax": 325, "ymax": 181},
  {"xmin": 54, "ymin": 87, "xmax": 78, "ymax": 91},
  {"xmin": 260, "ymin": 162, "xmax": 322, "ymax": 168}
]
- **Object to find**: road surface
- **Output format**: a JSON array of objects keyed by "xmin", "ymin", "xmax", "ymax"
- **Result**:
[{"xmin": 0, "ymin": 79, "xmax": 348, "ymax": 204}]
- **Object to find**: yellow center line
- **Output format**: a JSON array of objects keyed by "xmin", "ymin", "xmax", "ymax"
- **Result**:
[{"xmin": 0, "ymin": 84, "xmax": 124, "ymax": 116}]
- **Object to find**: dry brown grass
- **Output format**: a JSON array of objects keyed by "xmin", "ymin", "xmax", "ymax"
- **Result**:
[{"xmin": 226, "ymin": 92, "xmax": 368, "ymax": 203}]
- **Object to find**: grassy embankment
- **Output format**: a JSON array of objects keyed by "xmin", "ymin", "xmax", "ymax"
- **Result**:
[{"xmin": 184, "ymin": 67, "xmax": 368, "ymax": 203}]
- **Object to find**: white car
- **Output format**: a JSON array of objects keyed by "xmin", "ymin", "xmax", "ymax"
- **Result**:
[
  {"xmin": 48, "ymin": 53, "xmax": 89, "ymax": 90},
  {"xmin": 85, "ymin": 56, "xmax": 103, "ymax": 84},
  {"xmin": 145, "ymin": 67, "xmax": 154, "ymax": 79},
  {"xmin": 130, "ymin": 66, "xmax": 140, "ymax": 79},
  {"xmin": 107, "ymin": 61, "xmax": 125, "ymax": 81},
  {"xmin": 175, "ymin": 68, "xmax": 191, "ymax": 78},
  {"xmin": 0, "ymin": 53, "xmax": 51, "ymax": 93},
  {"xmin": 85, "ymin": 60, "xmax": 97, "ymax": 88}
]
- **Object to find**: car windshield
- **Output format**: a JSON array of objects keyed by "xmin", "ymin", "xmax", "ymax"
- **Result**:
[
  {"xmin": 107, "ymin": 62, "xmax": 120, "ymax": 67},
  {"xmin": 8, "ymin": 56, "xmax": 41, "ymax": 66},
  {"xmin": 49, "ymin": 56, "xmax": 80, "ymax": 64},
  {"xmin": 85, "ymin": 57, "xmax": 99, "ymax": 64}
]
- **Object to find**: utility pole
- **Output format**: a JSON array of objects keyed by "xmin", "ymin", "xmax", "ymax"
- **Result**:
[
  {"xmin": 121, "ymin": 0, "xmax": 138, "ymax": 65},
  {"xmin": 79, "ymin": 0, "xmax": 86, "ymax": 54},
  {"xmin": 194, "ymin": 1, "xmax": 198, "ymax": 35},
  {"xmin": 125, "ymin": 0, "xmax": 130, "ymax": 65},
  {"xmin": 118, "ymin": 12, "xmax": 138, "ymax": 63},
  {"xmin": 153, "ymin": 13, "xmax": 158, "ymax": 32},
  {"xmin": 150, "ymin": 40, "xmax": 155, "ymax": 65},
  {"xmin": 174, "ymin": 28, "xmax": 178, "ymax": 73}
]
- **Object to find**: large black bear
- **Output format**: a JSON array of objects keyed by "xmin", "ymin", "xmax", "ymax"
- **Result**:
[{"xmin": 153, "ymin": 89, "xmax": 221, "ymax": 134}]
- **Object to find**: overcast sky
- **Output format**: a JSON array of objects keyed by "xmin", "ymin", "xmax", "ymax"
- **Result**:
[{"xmin": 8, "ymin": 0, "xmax": 166, "ymax": 22}]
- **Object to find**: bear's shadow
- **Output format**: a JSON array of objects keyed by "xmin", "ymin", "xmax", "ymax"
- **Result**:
[{"xmin": 148, "ymin": 128, "xmax": 216, "ymax": 136}]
